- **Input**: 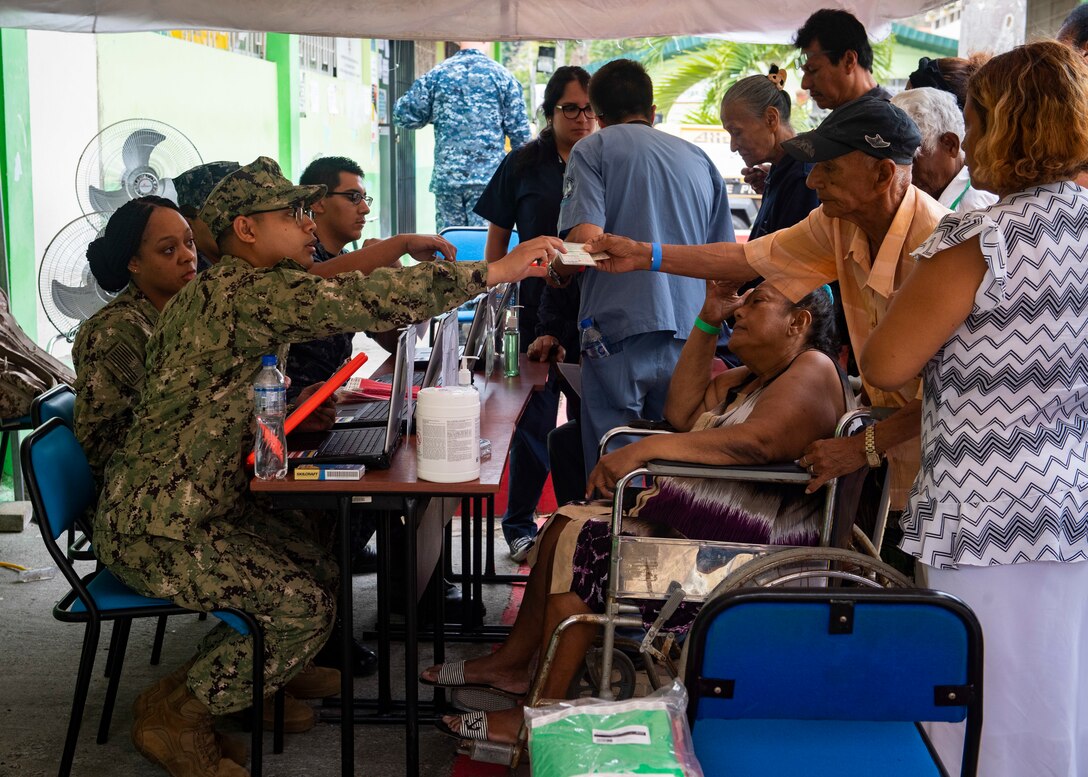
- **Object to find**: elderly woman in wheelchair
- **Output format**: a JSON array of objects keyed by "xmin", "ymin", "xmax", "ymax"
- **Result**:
[{"xmin": 425, "ymin": 281, "xmax": 848, "ymax": 745}]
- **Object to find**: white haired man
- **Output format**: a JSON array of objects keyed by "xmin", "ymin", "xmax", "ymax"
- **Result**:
[{"xmin": 891, "ymin": 87, "xmax": 997, "ymax": 213}]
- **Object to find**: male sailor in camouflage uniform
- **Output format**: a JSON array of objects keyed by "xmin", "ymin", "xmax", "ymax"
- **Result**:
[
  {"xmin": 393, "ymin": 42, "xmax": 531, "ymax": 230},
  {"xmin": 92, "ymin": 157, "xmax": 557, "ymax": 777}
]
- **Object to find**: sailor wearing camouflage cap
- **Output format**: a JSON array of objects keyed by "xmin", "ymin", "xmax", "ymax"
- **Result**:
[
  {"xmin": 172, "ymin": 160, "xmax": 242, "ymax": 216},
  {"xmin": 94, "ymin": 156, "xmax": 560, "ymax": 777},
  {"xmin": 172, "ymin": 160, "xmax": 241, "ymax": 268},
  {"xmin": 198, "ymin": 156, "xmax": 326, "ymax": 242}
]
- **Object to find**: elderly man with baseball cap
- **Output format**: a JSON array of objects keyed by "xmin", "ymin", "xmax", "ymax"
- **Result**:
[
  {"xmin": 585, "ymin": 98, "xmax": 947, "ymax": 534},
  {"xmin": 91, "ymin": 156, "xmax": 558, "ymax": 777}
]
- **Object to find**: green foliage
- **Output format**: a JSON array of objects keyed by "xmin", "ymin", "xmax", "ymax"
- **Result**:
[{"xmin": 648, "ymin": 36, "xmax": 897, "ymax": 127}]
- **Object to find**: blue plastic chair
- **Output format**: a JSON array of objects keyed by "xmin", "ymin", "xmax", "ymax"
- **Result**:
[
  {"xmin": 21, "ymin": 418, "xmax": 271, "ymax": 777},
  {"xmin": 30, "ymin": 383, "xmax": 76, "ymax": 427},
  {"xmin": 439, "ymin": 226, "xmax": 520, "ymax": 323},
  {"xmin": 684, "ymin": 588, "xmax": 983, "ymax": 777}
]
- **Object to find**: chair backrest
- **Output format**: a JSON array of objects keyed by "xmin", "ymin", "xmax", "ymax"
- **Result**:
[
  {"xmin": 30, "ymin": 383, "xmax": 76, "ymax": 428},
  {"xmin": 20, "ymin": 418, "xmax": 98, "ymax": 575},
  {"xmin": 685, "ymin": 588, "xmax": 982, "ymax": 734},
  {"xmin": 439, "ymin": 226, "xmax": 520, "ymax": 262}
]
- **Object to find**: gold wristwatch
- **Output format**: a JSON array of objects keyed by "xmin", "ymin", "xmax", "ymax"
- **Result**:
[{"xmin": 864, "ymin": 425, "xmax": 882, "ymax": 468}]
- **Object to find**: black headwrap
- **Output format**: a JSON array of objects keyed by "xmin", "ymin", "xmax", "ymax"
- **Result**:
[{"xmin": 908, "ymin": 57, "xmax": 962, "ymax": 109}]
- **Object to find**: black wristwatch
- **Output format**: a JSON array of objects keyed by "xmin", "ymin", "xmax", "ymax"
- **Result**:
[{"xmin": 547, "ymin": 261, "xmax": 572, "ymax": 288}]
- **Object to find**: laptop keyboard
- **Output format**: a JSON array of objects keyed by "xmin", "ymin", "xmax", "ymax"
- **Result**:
[
  {"xmin": 372, "ymin": 372, "xmax": 424, "ymax": 387},
  {"xmin": 320, "ymin": 427, "xmax": 385, "ymax": 457},
  {"xmin": 349, "ymin": 402, "xmax": 387, "ymax": 422}
]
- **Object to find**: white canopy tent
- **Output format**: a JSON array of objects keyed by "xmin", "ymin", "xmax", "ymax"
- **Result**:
[{"xmin": 0, "ymin": 0, "xmax": 941, "ymax": 42}]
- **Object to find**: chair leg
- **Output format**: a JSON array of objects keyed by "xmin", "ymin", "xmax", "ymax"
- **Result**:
[
  {"xmin": 60, "ymin": 621, "xmax": 102, "ymax": 777},
  {"xmin": 150, "ymin": 614, "xmax": 168, "ymax": 665},
  {"xmin": 104, "ymin": 621, "xmax": 123, "ymax": 678},
  {"xmin": 250, "ymin": 624, "xmax": 265, "ymax": 777},
  {"xmin": 273, "ymin": 689, "xmax": 285, "ymax": 754},
  {"xmin": 97, "ymin": 619, "xmax": 132, "ymax": 744}
]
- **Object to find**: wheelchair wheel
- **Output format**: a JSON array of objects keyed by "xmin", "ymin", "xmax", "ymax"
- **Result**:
[
  {"xmin": 712, "ymin": 546, "xmax": 913, "ymax": 592},
  {"xmin": 567, "ymin": 646, "xmax": 638, "ymax": 700}
]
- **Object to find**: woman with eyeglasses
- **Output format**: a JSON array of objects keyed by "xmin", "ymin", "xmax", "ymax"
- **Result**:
[{"xmin": 474, "ymin": 66, "xmax": 597, "ymax": 561}]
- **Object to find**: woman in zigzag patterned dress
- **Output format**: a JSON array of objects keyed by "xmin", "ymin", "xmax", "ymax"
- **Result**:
[{"xmin": 863, "ymin": 41, "xmax": 1088, "ymax": 777}]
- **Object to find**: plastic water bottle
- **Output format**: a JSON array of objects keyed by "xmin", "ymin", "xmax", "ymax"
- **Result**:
[
  {"xmin": 579, "ymin": 318, "xmax": 610, "ymax": 359},
  {"xmin": 253, "ymin": 355, "xmax": 288, "ymax": 480}
]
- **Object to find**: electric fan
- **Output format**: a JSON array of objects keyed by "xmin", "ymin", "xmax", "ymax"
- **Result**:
[
  {"xmin": 37, "ymin": 211, "xmax": 116, "ymax": 344},
  {"xmin": 75, "ymin": 119, "xmax": 202, "ymax": 214}
]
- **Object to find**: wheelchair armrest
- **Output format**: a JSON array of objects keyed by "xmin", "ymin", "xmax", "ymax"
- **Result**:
[
  {"xmin": 626, "ymin": 419, "xmax": 677, "ymax": 431},
  {"xmin": 644, "ymin": 459, "xmax": 812, "ymax": 485},
  {"xmin": 599, "ymin": 423, "xmax": 677, "ymax": 458}
]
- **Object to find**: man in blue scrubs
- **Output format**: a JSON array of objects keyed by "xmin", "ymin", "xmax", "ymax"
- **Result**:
[{"xmin": 554, "ymin": 59, "xmax": 734, "ymax": 470}]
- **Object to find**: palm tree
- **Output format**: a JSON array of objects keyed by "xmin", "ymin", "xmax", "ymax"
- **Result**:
[{"xmin": 648, "ymin": 38, "xmax": 895, "ymax": 128}]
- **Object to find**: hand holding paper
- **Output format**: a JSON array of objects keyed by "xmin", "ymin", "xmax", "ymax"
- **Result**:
[{"xmin": 557, "ymin": 241, "xmax": 607, "ymax": 267}]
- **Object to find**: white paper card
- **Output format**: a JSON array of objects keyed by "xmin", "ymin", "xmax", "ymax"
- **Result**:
[{"xmin": 558, "ymin": 242, "xmax": 606, "ymax": 266}]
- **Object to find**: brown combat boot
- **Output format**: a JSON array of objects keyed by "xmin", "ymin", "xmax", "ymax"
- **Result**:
[
  {"xmin": 133, "ymin": 663, "xmax": 248, "ymax": 766},
  {"xmin": 262, "ymin": 692, "xmax": 315, "ymax": 733},
  {"xmin": 283, "ymin": 662, "xmax": 340, "ymax": 700},
  {"xmin": 132, "ymin": 681, "xmax": 249, "ymax": 776}
]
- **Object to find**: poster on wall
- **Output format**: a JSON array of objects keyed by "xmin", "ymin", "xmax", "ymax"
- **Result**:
[{"xmin": 337, "ymin": 38, "xmax": 362, "ymax": 80}]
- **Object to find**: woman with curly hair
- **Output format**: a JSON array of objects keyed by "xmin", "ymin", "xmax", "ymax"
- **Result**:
[{"xmin": 864, "ymin": 40, "xmax": 1088, "ymax": 776}]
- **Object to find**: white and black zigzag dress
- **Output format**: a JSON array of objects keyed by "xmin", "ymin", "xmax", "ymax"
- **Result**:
[{"xmin": 901, "ymin": 181, "xmax": 1088, "ymax": 570}]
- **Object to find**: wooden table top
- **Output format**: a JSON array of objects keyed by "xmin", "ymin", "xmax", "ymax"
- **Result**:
[{"xmin": 250, "ymin": 356, "xmax": 550, "ymax": 496}]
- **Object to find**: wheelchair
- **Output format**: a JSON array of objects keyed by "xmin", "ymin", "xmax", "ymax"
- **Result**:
[{"xmin": 461, "ymin": 409, "xmax": 912, "ymax": 768}]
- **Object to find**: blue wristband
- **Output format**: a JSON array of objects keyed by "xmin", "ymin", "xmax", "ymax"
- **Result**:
[{"xmin": 650, "ymin": 242, "xmax": 663, "ymax": 272}]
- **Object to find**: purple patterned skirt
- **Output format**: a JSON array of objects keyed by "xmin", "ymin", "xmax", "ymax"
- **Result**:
[{"xmin": 568, "ymin": 478, "xmax": 821, "ymax": 633}]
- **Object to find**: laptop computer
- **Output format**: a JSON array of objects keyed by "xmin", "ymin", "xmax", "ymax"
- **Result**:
[
  {"xmin": 287, "ymin": 330, "xmax": 410, "ymax": 468},
  {"xmin": 335, "ymin": 314, "xmax": 456, "ymax": 428},
  {"xmin": 462, "ymin": 283, "xmax": 516, "ymax": 375}
]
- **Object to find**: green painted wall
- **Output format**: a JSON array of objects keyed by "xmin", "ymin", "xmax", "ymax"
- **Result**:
[
  {"xmin": 96, "ymin": 33, "xmax": 279, "ymax": 170},
  {"xmin": 0, "ymin": 29, "xmax": 35, "ymax": 337},
  {"xmin": 266, "ymin": 33, "xmax": 300, "ymax": 180}
]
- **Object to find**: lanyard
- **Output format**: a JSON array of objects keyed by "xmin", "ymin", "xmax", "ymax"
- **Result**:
[{"xmin": 949, "ymin": 180, "xmax": 972, "ymax": 211}]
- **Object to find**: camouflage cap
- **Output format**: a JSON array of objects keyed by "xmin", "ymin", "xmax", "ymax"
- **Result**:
[
  {"xmin": 172, "ymin": 161, "xmax": 242, "ymax": 215},
  {"xmin": 198, "ymin": 156, "xmax": 326, "ymax": 239}
]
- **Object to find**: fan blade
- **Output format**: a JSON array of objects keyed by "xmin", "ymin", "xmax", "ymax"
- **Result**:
[
  {"xmin": 88, "ymin": 185, "xmax": 132, "ymax": 212},
  {"xmin": 122, "ymin": 129, "xmax": 166, "ymax": 172},
  {"xmin": 52, "ymin": 278, "xmax": 110, "ymax": 322},
  {"xmin": 159, "ymin": 178, "xmax": 179, "ymax": 205}
]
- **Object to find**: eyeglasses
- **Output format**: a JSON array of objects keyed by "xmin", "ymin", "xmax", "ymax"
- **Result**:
[
  {"xmin": 799, "ymin": 48, "xmax": 837, "ymax": 70},
  {"xmin": 557, "ymin": 103, "xmax": 596, "ymax": 120},
  {"xmin": 328, "ymin": 191, "xmax": 373, "ymax": 207},
  {"xmin": 249, "ymin": 204, "xmax": 314, "ymax": 227}
]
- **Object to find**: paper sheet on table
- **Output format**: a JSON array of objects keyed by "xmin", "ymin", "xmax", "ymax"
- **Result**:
[{"xmin": 559, "ymin": 242, "xmax": 606, "ymax": 267}]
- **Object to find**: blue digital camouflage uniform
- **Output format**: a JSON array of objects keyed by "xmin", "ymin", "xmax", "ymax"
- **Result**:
[
  {"xmin": 92, "ymin": 157, "xmax": 492, "ymax": 715},
  {"xmin": 393, "ymin": 48, "xmax": 531, "ymax": 230}
]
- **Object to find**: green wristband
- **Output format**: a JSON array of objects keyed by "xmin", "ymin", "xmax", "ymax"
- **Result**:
[{"xmin": 693, "ymin": 316, "xmax": 722, "ymax": 336}]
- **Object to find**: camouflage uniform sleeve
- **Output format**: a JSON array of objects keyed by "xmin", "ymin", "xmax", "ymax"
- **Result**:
[
  {"xmin": 235, "ymin": 259, "xmax": 490, "ymax": 348},
  {"xmin": 500, "ymin": 74, "xmax": 532, "ymax": 150},
  {"xmin": 393, "ymin": 73, "xmax": 434, "ymax": 129},
  {"xmin": 72, "ymin": 311, "xmax": 150, "ymax": 481}
]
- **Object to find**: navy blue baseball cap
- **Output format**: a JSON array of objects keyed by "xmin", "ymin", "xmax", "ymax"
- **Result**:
[{"xmin": 783, "ymin": 96, "xmax": 922, "ymax": 165}]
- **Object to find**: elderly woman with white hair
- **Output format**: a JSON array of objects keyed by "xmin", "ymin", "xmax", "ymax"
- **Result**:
[{"xmin": 891, "ymin": 87, "xmax": 997, "ymax": 213}]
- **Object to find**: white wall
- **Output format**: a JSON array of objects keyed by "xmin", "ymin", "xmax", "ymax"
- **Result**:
[{"xmin": 27, "ymin": 30, "xmax": 99, "ymax": 356}]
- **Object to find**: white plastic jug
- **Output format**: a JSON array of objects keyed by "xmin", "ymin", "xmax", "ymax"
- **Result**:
[{"xmin": 415, "ymin": 385, "xmax": 481, "ymax": 483}]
